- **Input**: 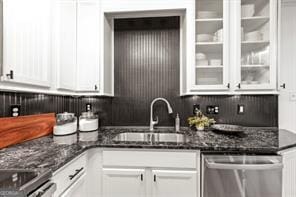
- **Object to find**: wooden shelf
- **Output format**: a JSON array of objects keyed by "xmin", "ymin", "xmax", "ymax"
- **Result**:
[
  {"xmin": 241, "ymin": 40, "xmax": 270, "ymax": 52},
  {"xmin": 241, "ymin": 16, "xmax": 270, "ymax": 32},
  {"xmin": 195, "ymin": 19, "xmax": 223, "ymax": 34},
  {"xmin": 196, "ymin": 65, "xmax": 223, "ymax": 68},
  {"xmin": 196, "ymin": 42, "xmax": 223, "ymax": 45},
  {"xmin": 196, "ymin": 42, "xmax": 223, "ymax": 53},
  {"xmin": 241, "ymin": 64, "xmax": 269, "ymax": 68},
  {"xmin": 195, "ymin": 18, "xmax": 223, "ymax": 22}
]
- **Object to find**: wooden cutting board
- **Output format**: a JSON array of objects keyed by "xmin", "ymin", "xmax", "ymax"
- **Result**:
[{"xmin": 0, "ymin": 113, "xmax": 56, "ymax": 149}]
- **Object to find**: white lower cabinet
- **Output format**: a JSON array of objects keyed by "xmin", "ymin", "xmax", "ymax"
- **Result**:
[
  {"xmin": 52, "ymin": 153, "xmax": 87, "ymax": 197},
  {"xmin": 102, "ymin": 168, "xmax": 146, "ymax": 197},
  {"xmin": 152, "ymin": 170, "xmax": 197, "ymax": 197},
  {"xmin": 279, "ymin": 147, "xmax": 296, "ymax": 197},
  {"xmin": 52, "ymin": 149, "xmax": 200, "ymax": 197},
  {"xmin": 61, "ymin": 173, "xmax": 86, "ymax": 197},
  {"xmin": 102, "ymin": 150, "xmax": 200, "ymax": 197}
]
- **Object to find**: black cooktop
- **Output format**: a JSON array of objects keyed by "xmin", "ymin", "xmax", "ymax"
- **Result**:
[{"xmin": 0, "ymin": 169, "xmax": 51, "ymax": 196}]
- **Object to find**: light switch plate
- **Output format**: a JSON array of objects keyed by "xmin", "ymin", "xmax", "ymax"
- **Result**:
[{"xmin": 237, "ymin": 105, "xmax": 245, "ymax": 115}]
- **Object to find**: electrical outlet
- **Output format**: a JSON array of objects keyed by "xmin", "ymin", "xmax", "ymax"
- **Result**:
[
  {"xmin": 193, "ymin": 104, "xmax": 200, "ymax": 115},
  {"xmin": 237, "ymin": 105, "xmax": 245, "ymax": 114},
  {"xmin": 206, "ymin": 105, "xmax": 219, "ymax": 114},
  {"xmin": 86, "ymin": 103, "xmax": 92, "ymax": 112},
  {"xmin": 10, "ymin": 105, "xmax": 21, "ymax": 117}
]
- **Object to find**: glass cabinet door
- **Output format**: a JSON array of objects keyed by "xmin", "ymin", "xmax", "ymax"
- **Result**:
[
  {"xmin": 238, "ymin": 0, "xmax": 276, "ymax": 90},
  {"xmin": 194, "ymin": 0, "xmax": 229, "ymax": 90}
]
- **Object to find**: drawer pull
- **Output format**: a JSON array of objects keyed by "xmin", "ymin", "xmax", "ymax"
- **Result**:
[
  {"xmin": 140, "ymin": 174, "xmax": 143, "ymax": 181},
  {"xmin": 69, "ymin": 167, "xmax": 84, "ymax": 180},
  {"xmin": 153, "ymin": 175, "xmax": 156, "ymax": 182}
]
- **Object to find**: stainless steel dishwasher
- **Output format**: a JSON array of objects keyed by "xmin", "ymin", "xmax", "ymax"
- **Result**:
[{"xmin": 202, "ymin": 155, "xmax": 283, "ymax": 197}]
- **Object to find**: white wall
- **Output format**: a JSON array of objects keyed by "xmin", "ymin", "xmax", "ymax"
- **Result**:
[{"xmin": 279, "ymin": 0, "xmax": 296, "ymax": 132}]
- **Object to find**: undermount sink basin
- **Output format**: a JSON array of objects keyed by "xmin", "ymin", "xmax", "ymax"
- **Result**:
[{"xmin": 112, "ymin": 132, "xmax": 188, "ymax": 143}]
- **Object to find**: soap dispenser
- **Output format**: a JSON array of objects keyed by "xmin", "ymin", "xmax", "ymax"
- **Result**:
[{"xmin": 175, "ymin": 113, "xmax": 180, "ymax": 132}]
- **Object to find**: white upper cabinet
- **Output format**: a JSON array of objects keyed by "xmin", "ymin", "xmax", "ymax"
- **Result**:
[
  {"xmin": 2, "ymin": 0, "xmax": 52, "ymax": 87},
  {"xmin": 56, "ymin": 0, "xmax": 77, "ymax": 91},
  {"xmin": 187, "ymin": 0, "xmax": 278, "ymax": 94},
  {"xmin": 76, "ymin": 0, "xmax": 100, "ymax": 92},
  {"xmin": 234, "ymin": 0, "xmax": 277, "ymax": 91},
  {"xmin": 192, "ymin": 0, "xmax": 230, "ymax": 91},
  {"xmin": 55, "ymin": 0, "xmax": 100, "ymax": 92}
]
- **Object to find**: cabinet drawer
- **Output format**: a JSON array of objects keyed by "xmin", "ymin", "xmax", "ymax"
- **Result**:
[
  {"xmin": 52, "ymin": 153, "xmax": 87, "ymax": 197},
  {"xmin": 103, "ymin": 150, "xmax": 197, "ymax": 169}
]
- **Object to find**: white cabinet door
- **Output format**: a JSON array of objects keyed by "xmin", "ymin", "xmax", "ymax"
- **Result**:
[
  {"xmin": 279, "ymin": 2, "xmax": 296, "ymax": 132},
  {"xmin": 102, "ymin": 168, "xmax": 146, "ymax": 197},
  {"xmin": 61, "ymin": 174, "xmax": 86, "ymax": 197},
  {"xmin": 2, "ymin": 0, "xmax": 52, "ymax": 87},
  {"xmin": 152, "ymin": 170, "xmax": 197, "ymax": 197},
  {"xmin": 192, "ymin": 0, "xmax": 230, "ymax": 91},
  {"xmin": 76, "ymin": 0, "xmax": 100, "ymax": 92},
  {"xmin": 279, "ymin": 148, "xmax": 296, "ymax": 197},
  {"xmin": 234, "ymin": 0, "xmax": 277, "ymax": 91},
  {"xmin": 56, "ymin": 0, "xmax": 77, "ymax": 91}
]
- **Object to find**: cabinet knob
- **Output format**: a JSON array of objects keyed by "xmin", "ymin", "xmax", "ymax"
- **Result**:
[
  {"xmin": 153, "ymin": 175, "xmax": 156, "ymax": 182},
  {"xmin": 280, "ymin": 83, "xmax": 286, "ymax": 89},
  {"xmin": 94, "ymin": 85, "xmax": 98, "ymax": 90},
  {"xmin": 236, "ymin": 83, "xmax": 241, "ymax": 89},
  {"xmin": 226, "ymin": 83, "xmax": 230, "ymax": 89},
  {"xmin": 140, "ymin": 174, "xmax": 143, "ymax": 181},
  {"xmin": 6, "ymin": 70, "xmax": 14, "ymax": 79}
]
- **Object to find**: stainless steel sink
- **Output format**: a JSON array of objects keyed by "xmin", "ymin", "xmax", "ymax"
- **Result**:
[{"xmin": 112, "ymin": 132, "xmax": 188, "ymax": 143}]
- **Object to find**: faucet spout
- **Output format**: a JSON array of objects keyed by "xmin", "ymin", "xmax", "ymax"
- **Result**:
[{"xmin": 150, "ymin": 98, "xmax": 173, "ymax": 131}]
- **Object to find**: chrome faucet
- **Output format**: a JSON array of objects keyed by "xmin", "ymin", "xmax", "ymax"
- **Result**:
[{"xmin": 150, "ymin": 98, "xmax": 173, "ymax": 131}]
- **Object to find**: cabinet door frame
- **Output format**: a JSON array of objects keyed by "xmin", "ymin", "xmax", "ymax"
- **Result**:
[
  {"xmin": 233, "ymin": 0, "xmax": 278, "ymax": 91},
  {"xmin": 55, "ymin": 0, "xmax": 77, "ymax": 91},
  {"xmin": 76, "ymin": 0, "xmax": 100, "ymax": 92},
  {"xmin": 102, "ymin": 168, "xmax": 146, "ymax": 197},
  {"xmin": 151, "ymin": 169, "xmax": 198, "ymax": 197},
  {"xmin": 190, "ymin": 0, "xmax": 230, "ymax": 92},
  {"xmin": 2, "ymin": 0, "xmax": 52, "ymax": 87}
]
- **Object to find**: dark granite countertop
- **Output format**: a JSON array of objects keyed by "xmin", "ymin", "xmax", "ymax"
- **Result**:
[{"xmin": 0, "ymin": 127, "xmax": 296, "ymax": 174}]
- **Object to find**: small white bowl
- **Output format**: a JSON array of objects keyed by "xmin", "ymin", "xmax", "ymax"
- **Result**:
[
  {"xmin": 197, "ymin": 11, "xmax": 219, "ymax": 19},
  {"xmin": 196, "ymin": 53, "xmax": 207, "ymax": 60},
  {"xmin": 245, "ymin": 31, "xmax": 263, "ymax": 41},
  {"xmin": 241, "ymin": 4, "xmax": 255, "ymax": 18},
  {"xmin": 196, "ymin": 34, "xmax": 213, "ymax": 42}
]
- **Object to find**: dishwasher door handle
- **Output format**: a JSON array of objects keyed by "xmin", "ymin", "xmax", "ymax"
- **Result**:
[{"xmin": 205, "ymin": 160, "xmax": 283, "ymax": 170}]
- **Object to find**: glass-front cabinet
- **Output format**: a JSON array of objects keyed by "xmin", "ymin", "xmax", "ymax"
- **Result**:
[
  {"xmin": 194, "ymin": 0, "xmax": 229, "ymax": 91},
  {"xmin": 237, "ymin": 0, "xmax": 277, "ymax": 90},
  {"xmin": 191, "ymin": 0, "xmax": 278, "ymax": 93}
]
